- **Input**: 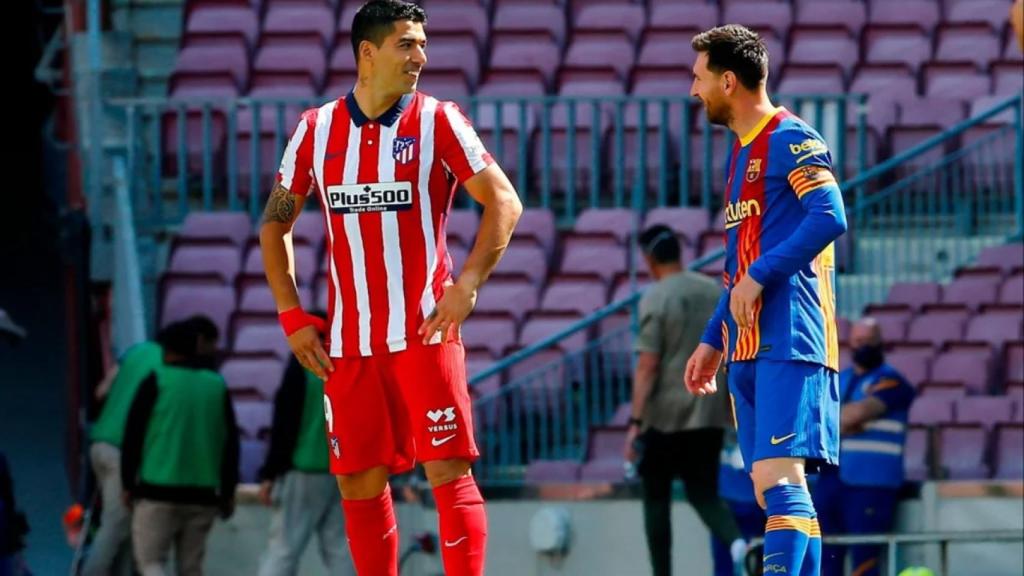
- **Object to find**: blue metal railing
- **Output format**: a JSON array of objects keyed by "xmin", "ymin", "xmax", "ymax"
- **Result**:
[{"xmin": 110, "ymin": 93, "xmax": 866, "ymax": 229}]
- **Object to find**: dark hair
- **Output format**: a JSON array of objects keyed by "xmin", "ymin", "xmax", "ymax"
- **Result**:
[
  {"xmin": 156, "ymin": 320, "xmax": 200, "ymax": 357},
  {"xmin": 691, "ymin": 25, "xmax": 768, "ymax": 90},
  {"xmin": 182, "ymin": 315, "xmax": 219, "ymax": 343},
  {"xmin": 639, "ymin": 225, "xmax": 681, "ymax": 265},
  {"xmin": 351, "ymin": 0, "xmax": 427, "ymax": 61}
]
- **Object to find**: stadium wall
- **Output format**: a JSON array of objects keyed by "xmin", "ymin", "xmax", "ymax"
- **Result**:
[{"xmin": 202, "ymin": 486, "xmax": 1023, "ymax": 576}]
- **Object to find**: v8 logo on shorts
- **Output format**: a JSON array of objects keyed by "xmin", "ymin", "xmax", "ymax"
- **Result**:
[
  {"xmin": 326, "ymin": 182, "xmax": 413, "ymax": 214},
  {"xmin": 427, "ymin": 407, "xmax": 458, "ymax": 433}
]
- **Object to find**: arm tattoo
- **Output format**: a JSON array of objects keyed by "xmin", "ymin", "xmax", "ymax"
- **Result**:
[{"xmin": 262, "ymin": 183, "xmax": 296, "ymax": 224}]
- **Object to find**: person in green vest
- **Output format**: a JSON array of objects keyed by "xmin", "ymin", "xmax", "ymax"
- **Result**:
[
  {"xmin": 257, "ymin": 350, "xmax": 355, "ymax": 576},
  {"xmin": 83, "ymin": 316, "xmax": 217, "ymax": 576},
  {"xmin": 120, "ymin": 319, "xmax": 239, "ymax": 576}
]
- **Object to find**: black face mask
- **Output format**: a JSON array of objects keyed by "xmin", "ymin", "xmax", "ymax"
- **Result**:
[{"xmin": 853, "ymin": 344, "xmax": 885, "ymax": 371}]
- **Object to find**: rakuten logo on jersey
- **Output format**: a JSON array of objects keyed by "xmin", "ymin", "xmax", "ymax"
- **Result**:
[
  {"xmin": 724, "ymin": 198, "xmax": 762, "ymax": 230},
  {"xmin": 326, "ymin": 182, "xmax": 413, "ymax": 214}
]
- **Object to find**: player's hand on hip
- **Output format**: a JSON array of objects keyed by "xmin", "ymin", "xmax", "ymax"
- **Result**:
[
  {"xmin": 730, "ymin": 274, "xmax": 763, "ymax": 330},
  {"xmin": 287, "ymin": 325, "xmax": 332, "ymax": 381},
  {"xmin": 418, "ymin": 281, "xmax": 477, "ymax": 345},
  {"xmin": 684, "ymin": 343, "xmax": 722, "ymax": 396}
]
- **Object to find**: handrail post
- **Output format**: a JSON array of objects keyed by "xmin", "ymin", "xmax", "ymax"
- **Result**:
[{"xmin": 1014, "ymin": 92, "xmax": 1023, "ymax": 238}]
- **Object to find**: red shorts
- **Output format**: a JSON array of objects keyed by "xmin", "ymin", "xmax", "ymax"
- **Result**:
[{"xmin": 322, "ymin": 340, "xmax": 479, "ymax": 476}]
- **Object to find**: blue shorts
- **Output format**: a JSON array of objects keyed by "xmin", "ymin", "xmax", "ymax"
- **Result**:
[{"xmin": 727, "ymin": 359, "xmax": 840, "ymax": 474}]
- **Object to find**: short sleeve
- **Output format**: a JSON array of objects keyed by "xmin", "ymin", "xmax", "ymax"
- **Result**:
[
  {"xmin": 634, "ymin": 294, "xmax": 663, "ymax": 356},
  {"xmin": 276, "ymin": 108, "xmax": 317, "ymax": 197},
  {"xmin": 435, "ymin": 101, "xmax": 494, "ymax": 184}
]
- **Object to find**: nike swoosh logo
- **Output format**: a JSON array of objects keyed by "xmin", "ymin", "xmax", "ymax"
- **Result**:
[
  {"xmin": 770, "ymin": 433, "xmax": 797, "ymax": 445},
  {"xmin": 432, "ymin": 434, "xmax": 457, "ymax": 447},
  {"xmin": 763, "ymin": 552, "xmax": 785, "ymax": 561},
  {"xmin": 382, "ymin": 525, "xmax": 397, "ymax": 540},
  {"xmin": 445, "ymin": 536, "xmax": 468, "ymax": 547}
]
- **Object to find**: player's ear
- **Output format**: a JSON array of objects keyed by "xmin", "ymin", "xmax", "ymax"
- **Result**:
[
  {"xmin": 721, "ymin": 71, "xmax": 737, "ymax": 95},
  {"xmin": 359, "ymin": 39, "xmax": 376, "ymax": 65}
]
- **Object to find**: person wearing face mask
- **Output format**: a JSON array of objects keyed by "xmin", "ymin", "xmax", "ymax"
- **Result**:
[
  {"xmin": 121, "ymin": 319, "xmax": 239, "ymax": 576},
  {"xmin": 811, "ymin": 317, "xmax": 915, "ymax": 576}
]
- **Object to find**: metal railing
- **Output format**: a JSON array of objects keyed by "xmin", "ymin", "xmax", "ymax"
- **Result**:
[
  {"xmin": 838, "ymin": 93, "xmax": 1023, "ymax": 318},
  {"xmin": 109, "ymin": 93, "xmax": 866, "ymax": 229}
]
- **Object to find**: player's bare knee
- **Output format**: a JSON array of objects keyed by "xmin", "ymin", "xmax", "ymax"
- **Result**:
[
  {"xmin": 336, "ymin": 466, "xmax": 389, "ymax": 500},
  {"xmin": 751, "ymin": 458, "xmax": 807, "ymax": 506},
  {"xmin": 422, "ymin": 459, "xmax": 472, "ymax": 488}
]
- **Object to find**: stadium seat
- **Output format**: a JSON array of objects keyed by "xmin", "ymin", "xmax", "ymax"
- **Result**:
[
  {"xmin": 474, "ymin": 278, "xmax": 540, "ymax": 323},
  {"xmin": 643, "ymin": 207, "xmax": 709, "ymax": 245},
  {"xmin": 167, "ymin": 244, "xmax": 242, "ymax": 285},
  {"xmin": 573, "ymin": 208, "xmax": 635, "ymax": 243},
  {"xmin": 909, "ymin": 396, "xmax": 955, "ymax": 426},
  {"xmin": 232, "ymin": 323, "xmax": 291, "ymax": 361},
  {"xmin": 942, "ymin": 270, "xmax": 1003, "ymax": 310},
  {"xmin": 244, "ymin": 243, "xmax": 318, "ymax": 287},
  {"xmin": 252, "ymin": 35, "xmax": 327, "ymax": 92},
  {"xmin": 575, "ymin": 3, "xmax": 646, "ymax": 41},
  {"xmin": 975, "ymin": 243, "xmax": 1024, "ymax": 273},
  {"xmin": 160, "ymin": 282, "xmax": 235, "ymax": 349},
  {"xmin": 179, "ymin": 212, "xmax": 253, "ymax": 247},
  {"xmin": 946, "ymin": 0, "xmax": 1013, "ymax": 31},
  {"xmin": 492, "ymin": 3, "xmax": 566, "ymax": 45},
  {"xmin": 795, "ymin": 1, "xmax": 867, "ymax": 36},
  {"xmin": 540, "ymin": 277, "xmax": 609, "ymax": 316},
  {"xmin": 446, "ymin": 209, "xmax": 479, "ymax": 249},
  {"xmin": 862, "ymin": 304, "xmax": 913, "ymax": 342},
  {"xmin": 519, "ymin": 313, "xmax": 588, "ymax": 352},
  {"xmin": 559, "ymin": 236, "xmax": 627, "ymax": 283},
  {"xmin": 263, "ymin": 2, "xmax": 335, "ymax": 45},
  {"xmin": 992, "ymin": 62, "xmax": 1024, "ymax": 97},
  {"xmin": 221, "ymin": 355, "xmax": 285, "ymax": 400},
  {"xmin": 777, "ymin": 65, "xmax": 846, "ymax": 95},
  {"xmin": 927, "ymin": 344, "xmax": 994, "ymax": 395},
  {"xmin": 173, "ymin": 35, "xmax": 250, "ymax": 91},
  {"xmin": 993, "ymin": 424, "xmax": 1024, "ymax": 479},
  {"xmin": 292, "ymin": 210, "xmax": 326, "ymax": 250},
  {"xmin": 420, "ymin": 0, "xmax": 490, "ymax": 48},
  {"xmin": 887, "ymin": 281, "xmax": 942, "ymax": 310},
  {"xmin": 923, "ymin": 63, "xmax": 993, "ymax": 100},
  {"xmin": 787, "ymin": 27, "xmax": 859, "ymax": 77},
  {"xmin": 956, "ymin": 396, "xmax": 1015, "ymax": 430},
  {"xmin": 906, "ymin": 306, "xmax": 970, "ymax": 348},
  {"xmin": 513, "ymin": 209, "xmax": 557, "ymax": 255},
  {"xmin": 476, "ymin": 71, "xmax": 547, "ymax": 97},
  {"xmin": 491, "ymin": 242, "xmax": 548, "ymax": 285},
  {"xmin": 897, "ymin": 98, "xmax": 967, "ymax": 130},
  {"xmin": 934, "ymin": 25, "xmax": 1002, "ymax": 69},
  {"xmin": 562, "ymin": 32, "xmax": 635, "ymax": 82},
  {"xmin": 1000, "ymin": 272, "xmax": 1024, "ymax": 305},
  {"xmin": 723, "ymin": 1, "xmax": 792, "ymax": 40},
  {"xmin": 939, "ymin": 424, "xmax": 990, "ymax": 479},
  {"xmin": 646, "ymin": 2, "xmax": 718, "ymax": 33},
  {"xmin": 1005, "ymin": 342, "xmax": 1024, "ymax": 388},
  {"xmin": 637, "ymin": 31, "xmax": 697, "ymax": 73},
  {"xmin": 525, "ymin": 460, "xmax": 582, "ymax": 484},
  {"xmin": 886, "ymin": 344, "xmax": 934, "ymax": 387},
  {"xmin": 863, "ymin": 26, "xmax": 933, "ymax": 72},
  {"xmin": 234, "ymin": 400, "xmax": 273, "ymax": 439},
  {"xmin": 579, "ymin": 426, "xmax": 628, "ymax": 483},
  {"xmin": 473, "ymin": 102, "xmax": 537, "ymax": 184},
  {"xmin": 423, "ymin": 35, "xmax": 481, "ymax": 89},
  {"xmin": 184, "ymin": 2, "xmax": 260, "ymax": 47},
  {"xmin": 461, "ymin": 314, "xmax": 518, "ymax": 357},
  {"xmin": 239, "ymin": 284, "xmax": 313, "ymax": 315},
  {"xmin": 240, "ymin": 439, "xmax": 268, "ymax": 483},
  {"xmin": 868, "ymin": 0, "xmax": 940, "ymax": 33},
  {"xmin": 850, "ymin": 64, "xmax": 917, "ymax": 104},
  {"xmin": 903, "ymin": 425, "xmax": 930, "ymax": 481},
  {"xmin": 964, "ymin": 307, "xmax": 1024, "ymax": 349}
]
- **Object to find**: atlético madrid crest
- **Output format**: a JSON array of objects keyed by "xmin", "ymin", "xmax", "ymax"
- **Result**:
[
  {"xmin": 746, "ymin": 158, "xmax": 762, "ymax": 183},
  {"xmin": 393, "ymin": 136, "xmax": 417, "ymax": 165}
]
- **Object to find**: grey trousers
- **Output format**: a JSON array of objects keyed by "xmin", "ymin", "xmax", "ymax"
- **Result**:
[
  {"xmin": 258, "ymin": 471, "xmax": 354, "ymax": 576},
  {"xmin": 132, "ymin": 500, "xmax": 218, "ymax": 576},
  {"xmin": 82, "ymin": 442, "xmax": 134, "ymax": 576}
]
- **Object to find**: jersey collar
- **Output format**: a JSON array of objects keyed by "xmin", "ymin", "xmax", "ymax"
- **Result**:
[
  {"xmin": 739, "ymin": 106, "xmax": 784, "ymax": 147},
  {"xmin": 345, "ymin": 91, "xmax": 414, "ymax": 128}
]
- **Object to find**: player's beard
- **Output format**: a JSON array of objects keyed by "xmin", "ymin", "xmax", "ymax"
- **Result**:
[{"xmin": 703, "ymin": 97, "xmax": 732, "ymax": 127}]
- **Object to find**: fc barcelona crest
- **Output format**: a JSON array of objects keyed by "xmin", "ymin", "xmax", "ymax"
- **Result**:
[
  {"xmin": 393, "ymin": 136, "xmax": 417, "ymax": 165},
  {"xmin": 745, "ymin": 159, "xmax": 762, "ymax": 183}
]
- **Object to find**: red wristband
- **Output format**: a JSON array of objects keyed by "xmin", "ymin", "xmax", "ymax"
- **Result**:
[{"xmin": 279, "ymin": 307, "xmax": 316, "ymax": 336}]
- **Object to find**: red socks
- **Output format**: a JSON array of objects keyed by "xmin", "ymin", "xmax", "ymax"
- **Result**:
[
  {"xmin": 433, "ymin": 476, "xmax": 488, "ymax": 576},
  {"xmin": 342, "ymin": 484, "xmax": 399, "ymax": 576}
]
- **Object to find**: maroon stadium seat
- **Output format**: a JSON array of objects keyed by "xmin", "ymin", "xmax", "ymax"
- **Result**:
[
  {"xmin": 221, "ymin": 355, "xmax": 285, "ymax": 400},
  {"xmin": 946, "ymin": 0, "xmax": 1014, "ymax": 31},
  {"xmin": 184, "ymin": 2, "xmax": 259, "ymax": 46},
  {"xmin": 975, "ymin": 243, "xmax": 1024, "ymax": 273},
  {"xmin": 525, "ymin": 460, "xmax": 582, "ymax": 484},
  {"xmin": 906, "ymin": 306, "xmax": 970, "ymax": 348},
  {"xmin": 476, "ymin": 71, "xmax": 547, "ymax": 97},
  {"xmin": 179, "ymin": 212, "xmax": 252, "ymax": 247},
  {"xmin": 935, "ymin": 25, "xmax": 1002, "ymax": 69},
  {"xmin": 868, "ymin": 0, "xmax": 940, "ymax": 33},
  {"xmin": 492, "ymin": 3, "xmax": 566, "ymax": 45},
  {"xmin": 540, "ymin": 277, "xmax": 609, "ymax": 316},
  {"xmin": 563, "ymin": 32, "xmax": 636, "ymax": 81},
  {"xmin": 939, "ymin": 424, "xmax": 990, "ymax": 479},
  {"xmin": 956, "ymin": 396, "xmax": 1015, "ymax": 430},
  {"xmin": 897, "ymin": 98, "xmax": 967, "ymax": 129},
  {"xmin": 787, "ymin": 27, "xmax": 859, "ymax": 76},
  {"xmin": 796, "ymin": 1, "xmax": 867, "ymax": 36},
  {"xmin": 488, "ymin": 33, "xmax": 561, "ymax": 87},
  {"xmin": 643, "ymin": 207, "xmax": 710, "ymax": 245},
  {"xmin": 942, "ymin": 271, "xmax": 1002, "ymax": 310},
  {"xmin": 573, "ymin": 208, "xmax": 635, "ymax": 243},
  {"xmin": 253, "ymin": 35, "xmax": 327, "ymax": 91},
  {"xmin": 723, "ymin": 1, "xmax": 792, "ymax": 39},
  {"xmin": 927, "ymin": 344, "xmax": 995, "ymax": 395},
  {"xmin": 862, "ymin": 304, "xmax": 913, "ymax": 342},
  {"xmin": 234, "ymin": 399, "xmax": 273, "ymax": 439},
  {"xmin": 1000, "ymin": 272, "xmax": 1024, "ymax": 305},
  {"xmin": 423, "ymin": 35, "xmax": 481, "ymax": 89},
  {"xmin": 244, "ymin": 243, "xmax": 318, "ymax": 286},
  {"xmin": 637, "ymin": 31, "xmax": 697, "ymax": 73},
  {"xmin": 850, "ymin": 64, "xmax": 918, "ymax": 104},
  {"xmin": 474, "ymin": 278, "xmax": 540, "ymax": 323},
  {"xmin": 420, "ymin": 0, "xmax": 490, "ymax": 48},
  {"xmin": 886, "ymin": 344, "xmax": 934, "ymax": 387},
  {"xmin": 992, "ymin": 62, "xmax": 1024, "ymax": 97},
  {"xmin": 513, "ymin": 209, "xmax": 557, "ymax": 256},
  {"xmin": 575, "ymin": 3, "xmax": 646, "ymax": 41},
  {"xmin": 161, "ymin": 281, "xmax": 235, "ymax": 348},
  {"xmin": 559, "ymin": 236, "xmax": 628, "ymax": 283},
  {"xmin": 909, "ymin": 396, "xmax": 955, "ymax": 426},
  {"xmin": 174, "ymin": 35, "xmax": 249, "ymax": 90},
  {"xmin": 519, "ymin": 313, "xmax": 588, "ymax": 352},
  {"xmin": 263, "ymin": 2, "xmax": 335, "ymax": 45},
  {"xmin": 239, "ymin": 284, "xmax": 313, "ymax": 315},
  {"xmin": 231, "ymin": 323, "xmax": 291, "ymax": 361},
  {"xmin": 964, "ymin": 306, "xmax": 1024, "ymax": 348},
  {"xmin": 1005, "ymin": 342, "xmax": 1024, "ymax": 388},
  {"xmin": 777, "ymin": 65, "xmax": 846, "ymax": 94},
  {"xmin": 647, "ymin": 2, "xmax": 718, "ymax": 33},
  {"xmin": 863, "ymin": 26, "xmax": 933, "ymax": 72},
  {"xmin": 994, "ymin": 424, "xmax": 1024, "ymax": 479},
  {"xmin": 446, "ymin": 209, "xmax": 479, "ymax": 249},
  {"xmin": 580, "ymin": 426, "xmax": 628, "ymax": 483},
  {"xmin": 923, "ymin": 63, "xmax": 992, "ymax": 100},
  {"xmin": 492, "ymin": 242, "xmax": 549, "ymax": 285},
  {"xmin": 461, "ymin": 314, "xmax": 518, "ymax": 357},
  {"xmin": 292, "ymin": 210, "xmax": 326, "ymax": 250},
  {"xmin": 903, "ymin": 425, "xmax": 929, "ymax": 481},
  {"xmin": 168, "ymin": 244, "xmax": 242, "ymax": 284}
]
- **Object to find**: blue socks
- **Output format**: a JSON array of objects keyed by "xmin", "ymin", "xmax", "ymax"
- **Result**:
[{"xmin": 763, "ymin": 484, "xmax": 820, "ymax": 575}]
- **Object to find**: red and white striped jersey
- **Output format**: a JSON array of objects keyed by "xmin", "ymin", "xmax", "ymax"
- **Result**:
[{"xmin": 277, "ymin": 90, "xmax": 494, "ymax": 357}]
